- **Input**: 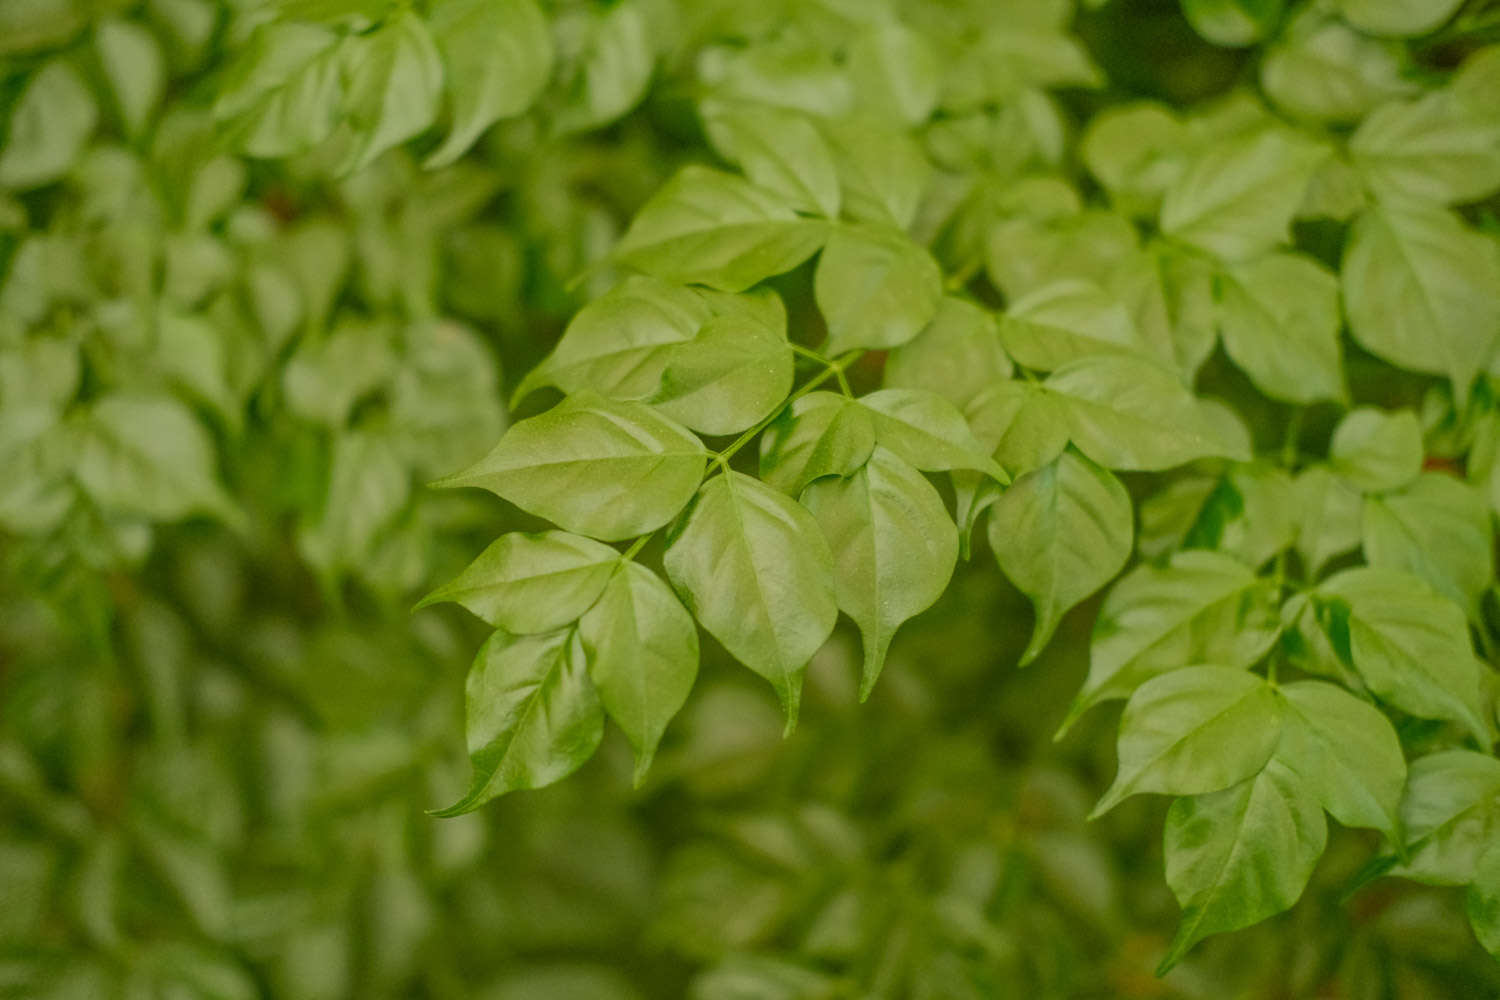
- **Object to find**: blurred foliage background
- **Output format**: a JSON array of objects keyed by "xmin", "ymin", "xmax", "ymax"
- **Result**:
[{"xmin": 3, "ymin": 0, "xmax": 1500, "ymax": 997}]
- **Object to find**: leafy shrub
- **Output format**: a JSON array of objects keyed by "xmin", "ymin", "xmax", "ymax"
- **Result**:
[{"xmin": 3, "ymin": 0, "xmax": 1500, "ymax": 996}]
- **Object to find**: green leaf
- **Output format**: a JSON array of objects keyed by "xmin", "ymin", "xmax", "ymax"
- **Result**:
[
  {"xmin": 815, "ymin": 225, "xmax": 943, "ymax": 356},
  {"xmin": 884, "ymin": 297, "xmax": 1013, "ymax": 412},
  {"xmin": 999, "ymin": 280, "xmax": 1167, "ymax": 371},
  {"xmin": 435, "ymin": 628, "xmax": 604, "ymax": 815},
  {"xmin": 1063, "ymin": 551, "xmax": 1281, "ymax": 732},
  {"xmin": 1342, "ymin": 203, "xmax": 1500, "ymax": 405},
  {"xmin": 965, "ymin": 380, "xmax": 1069, "ymax": 479},
  {"xmin": 1157, "ymin": 760, "xmax": 1324, "ymax": 974},
  {"xmin": 416, "ymin": 531, "xmax": 620, "ymax": 633},
  {"xmin": 1390, "ymin": 751, "xmax": 1500, "ymax": 885},
  {"xmin": 1292, "ymin": 466, "xmax": 1363, "ymax": 576},
  {"xmin": 990, "ymin": 450, "xmax": 1133, "ymax": 666},
  {"xmin": 802, "ymin": 446, "xmax": 958, "ymax": 698},
  {"xmin": 1350, "ymin": 83, "xmax": 1500, "ymax": 206},
  {"xmin": 1274, "ymin": 681, "xmax": 1407, "ymax": 839},
  {"xmin": 1081, "ymin": 102, "xmax": 1186, "ymax": 217},
  {"xmin": 1044, "ymin": 355, "xmax": 1250, "ymax": 471},
  {"xmin": 339, "ymin": 12, "xmax": 445, "ymax": 173},
  {"xmin": 552, "ymin": 0, "xmax": 653, "ymax": 134},
  {"xmin": 1215, "ymin": 253, "xmax": 1344, "ymax": 405},
  {"xmin": 298, "ymin": 431, "xmax": 410, "ymax": 581},
  {"xmin": 282, "ymin": 319, "xmax": 396, "ymax": 428},
  {"xmin": 615, "ymin": 167, "xmax": 829, "ymax": 292},
  {"xmin": 988, "ymin": 209, "xmax": 1141, "ymax": 300},
  {"xmin": 1363, "ymin": 472, "xmax": 1493, "ymax": 616},
  {"xmin": 858, "ymin": 389, "xmax": 1007, "ymax": 482},
  {"xmin": 579, "ymin": 561, "xmax": 699, "ymax": 783},
  {"xmin": 1182, "ymin": 464, "xmax": 1297, "ymax": 568},
  {"xmin": 703, "ymin": 103, "xmax": 841, "ymax": 219},
  {"xmin": 1260, "ymin": 6, "xmax": 1414, "ymax": 123},
  {"xmin": 817, "ymin": 117, "xmax": 929, "ymax": 229},
  {"xmin": 213, "ymin": 23, "xmax": 344, "ymax": 158},
  {"xmin": 1091, "ymin": 666, "xmax": 1283, "ymax": 818},
  {"xmin": 758, "ymin": 393, "xmax": 875, "ymax": 495},
  {"xmin": 96, "ymin": 18, "xmax": 165, "ymax": 139},
  {"xmin": 1160, "ymin": 126, "xmax": 1327, "ymax": 261},
  {"xmin": 75, "ymin": 394, "xmax": 238, "ymax": 526},
  {"xmin": 1180, "ymin": 0, "xmax": 1286, "ymax": 47},
  {"xmin": 1337, "ymin": 0, "xmax": 1464, "ymax": 38},
  {"xmin": 1328, "ymin": 407, "xmax": 1423, "ymax": 493},
  {"xmin": 848, "ymin": 22, "xmax": 940, "ymax": 126},
  {"xmin": 1112, "ymin": 242, "xmax": 1219, "ymax": 381},
  {"xmin": 943, "ymin": 29, "xmax": 1102, "ymax": 109},
  {"xmin": 424, "ymin": 0, "xmax": 553, "ymax": 168},
  {"xmin": 649, "ymin": 313, "xmax": 794, "ymax": 436},
  {"xmin": 663, "ymin": 472, "xmax": 838, "ymax": 725},
  {"xmin": 1316, "ymin": 567, "xmax": 1491, "ymax": 743},
  {"xmin": 436, "ymin": 392, "xmax": 706, "ymax": 542},
  {"xmin": 1469, "ymin": 838, "xmax": 1500, "ymax": 960},
  {"xmin": 0, "ymin": 61, "xmax": 98, "ymax": 190}
]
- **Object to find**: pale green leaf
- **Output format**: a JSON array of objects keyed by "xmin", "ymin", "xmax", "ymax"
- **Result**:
[
  {"xmin": 1275, "ymin": 681, "xmax": 1406, "ymax": 839},
  {"xmin": 859, "ymin": 388, "xmax": 1007, "ymax": 482},
  {"xmin": 1337, "ymin": 0, "xmax": 1464, "ymax": 38},
  {"xmin": 580, "ymin": 561, "xmax": 699, "ymax": 783},
  {"xmin": 1350, "ymin": 85, "xmax": 1500, "ymax": 206},
  {"xmin": 1000, "ymin": 280, "xmax": 1166, "ymax": 371},
  {"xmin": 298, "ymin": 431, "xmax": 409, "ymax": 579},
  {"xmin": 990, "ymin": 450, "xmax": 1132, "ymax": 666},
  {"xmin": 1160, "ymin": 127, "xmax": 1328, "ymax": 261},
  {"xmin": 965, "ymin": 380, "xmax": 1069, "ymax": 479},
  {"xmin": 1342, "ymin": 202, "xmax": 1500, "ymax": 405},
  {"xmin": 214, "ymin": 23, "xmax": 344, "ymax": 158},
  {"xmin": 815, "ymin": 224, "xmax": 942, "ymax": 356},
  {"xmin": 436, "ymin": 392, "xmax": 706, "ymax": 541},
  {"xmin": 1091, "ymin": 666, "xmax": 1283, "ymax": 817},
  {"xmin": 553, "ymin": 0, "xmax": 653, "ymax": 134},
  {"xmin": 1045, "ymin": 355, "xmax": 1251, "ymax": 471},
  {"xmin": 1292, "ymin": 465, "xmax": 1363, "ymax": 576},
  {"xmin": 615, "ymin": 167, "xmax": 829, "ymax": 292},
  {"xmin": 649, "ymin": 313, "xmax": 794, "ymax": 436},
  {"xmin": 817, "ymin": 117, "xmax": 930, "ymax": 229},
  {"xmin": 663, "ymin": 472, "xmax": 838, "ymax": 724},
  {"xmin": 424, "ymin": 0, "xmax": 553, "ymax": 168},
  {"xmin": 884, "ymin": 297, "xmax": 1013, "ymax": 412},
  {"xmin": 1390, "ymin": 751, "xmax": 1500, "ymax": 885},
  {"xmin": 758, "ymin": 393, "xmax": 875, "ymax": 495},
  {"xmin": 1181, "ymin": 0, "xmax": 1286, "ymax": 47},
  {"xmin": 339, "ymin": 12, "xmax": 444, "ymax": 173},
  {"xmin": 1329, "ymin": 407, "xmax": 1423, "ymax": 493},
  {"xmin": 1063, "ymin": 551, "xmax": 1281, "ymax": 732},
  {"xmin": 703, "ymin": 103, "xmax": 841, "ymax": 219},
  {"xmin": 0, "ymin": 61, "xmax": 98, "ymax": 190},
  {"xmin": 1363, "ymin": 472, "xmax": 1493, "ymax": 616},
  {"xmin": 1182, "ymin": 464, "xmax": 1296, "ymax": 568},
  {"xmin": 1260, "ymin": 5, "xmax": 1415, "ymax": 123},
  {"xmin": 416, "ymin": 531, "xmax": 620, "ymax": 633},
  {"xmin": 1469, "ymin": 838, "xmax": 1500, "ymax": 960},
  {"xmin": 1080, "ymin": 102, "xmax": 1187, "ymax": 217},
  {"xmin": 434, "ymin": 628, "xmax": 604, "ymax": 815},
  {"xmin": 97, "ymin": 18, "xmax": 166, "ymax": 138},
  {"xmin": 803, "ymin": 446, "xmax": 958, "ymax": 697},
  {"xmin": 1215, "ymin": 252, "xmax": 1344, "ymax": 405},
  {"xmin": 1317, "ymin": 567, "xmax": 1490, "ymax": 743},
  {"xmin": 1158, "ymin": 759, "xmax": 1324, "ymax": 973},
  {"xmin": 848, "ymin": 22, "xmax": 940, "ymax": 126}
]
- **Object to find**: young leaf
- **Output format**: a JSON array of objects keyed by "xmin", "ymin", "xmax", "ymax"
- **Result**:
[
  {"xmin": 858, "ymin": 389, "xmax": 1007, "ymax": 482},
  {"xmin": 614, "ymin": 166, "xmax": 829, "ymax": 292},
  {"xmin": 298, "ymin": 431, "xmax": 409, "ymax": 580},
  {"xmin": 96, "ymin": 18, "xmax": 165, "ymax": 139},
  {"xmin": 1469, "ymin": 839, "xmax": 1500, "ymax": 960},
  {"xmin": 1274, "ymin": 681, "xmax": 1407, "ymax": 840},
  {"xmin": 703, "ymin": 103, "xmax": 841, "ymax": 219},
  {"xmin": 758, "ymin": 393, "xmax": 875, "ymax": 495},
  {"xmin": 0, "ymin": 61, "xmax": 98, "ymax": 190},
  {"xmin": 75, "ymin": 394, "xmax": 238, "ymax": 526},
  {"xmin": 436, "ymin": 392, "xmax": 706, "ymax": 542},
  {"xmin": 1063, "ymin": 551, "xmax": 1281, "ymax": 732},
  {"xmin": 1159, "ymin": 126, "xmax": 1327, "ymax": 261},
  {"xmin": 579, "ymin": 561, "xmax": 699, "ymax": 783},
  {"xmin": 989, "ymin": 450, "xmax": 1133, "ymax": 666},
  {"xmin": 1081, "ymin": 102, "xmax": 1186, "ymax": 216},
  {"xmin": 1349, "ymin": 84, "xmax": 1500, "ymax": 206},
  {"xmin": 663, "ymin": 472, "xmax": 838, "ymax": 724},
  {"xmin": 1328, "ymin": 407, "xmax": 1423, "ymax": 493},
  {"xmin": 802, "ymin": 446, "xmax": 959, "ymax": 698},
  {"xmin": 552, "ymin": 0, "xmax": 653, "ymax": 133},
  {"xmin": 884, "ymin": 297, "xmax": 1013, "ymax": 412},
  {"xmin": 999, "ymin": 280, "xmax": 1166, "ymax": 371},
  {"xmin": 416, "ymin": 531, "xmax": 621, "ymax": 633},
  {"xmin": 1215, "ymin": 253, "xmax": 1344, "ymax": 405},
  {"xmin": 817, "ymin": 117, "xmax": 930, "ymax": 229},
  {"xmin": 1091, "ymin": 666, "xmax": 1283, "ymax": 818},
  {"xmin": 1158, "ymin": 759, "xmax": 1325, "ymax": 974},
  {"xmin": 649, "ymin": 313, "xmax": 794, "ymax": 436},
  {"xmin": 1292, "ymin": 466, "xmax": 1363, "ymax": 576},
  {"xmin": 214, "ymin": 23, "xmax": 344, "ymax": 157},
  {"xmin": 1336, "ymin": 0, "xmax": 1465, "ymax": 38},
  {"xmin": 424, "ymin": 0, "xmax": 553, "ymax": 168},
  {"xmin": 1388, "ymin": 751, "xmax": 1500, "ymax": 885},
  {"xmin": 1260, "ymin": 6, "xmax": 1414, "ymax": 123},
  {"xmin": 1044, "ymin": 355, "xmax": 1250, "ymax": 471},
  {"xmin": 1342, "ymin": 203, "xmax": 1500, "ymax": 405},
  {"xmin": 1180, "ymin": 0, "xmax": 1286, "ymax": 47},
  {"xmin": 1182, "ymin": 464, "xmax": 1296, "ymax": 568},
  {"xmin": 965, "ymin": 380, "xmax": 1070, "ymax": 479},
  {"xmin": 1363, "ymin": 472, "xmax": 1493, "ymax": 616},
  {"xmin": 815, "ymin": 225, "xmax": 943, "ymax": 356},
  {"xmin": 434, "ymin": 628, "xmax": 604, "ymax": 815},
  {"xmin": 1316, "ymin": 568, "xmax": 1491, "ymax": 743},
  {"xmin": 338, "ymin": 12, "xmax": 444, "ymax": 173},
  {"xmin": 848, "ymin": 22, "xmax": 940, "ymax": 126}
]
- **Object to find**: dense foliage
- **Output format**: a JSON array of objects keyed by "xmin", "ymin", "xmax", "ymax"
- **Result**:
[{"xmin": 3, "ymin": 0, "xmax": 1500, "ymax": 996}]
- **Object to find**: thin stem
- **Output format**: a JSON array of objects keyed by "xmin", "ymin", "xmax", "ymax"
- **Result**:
[
  {"xmin": 621, "ymin": 534, "xmax": 651, "ymax": 561},
  {"xmin": 712, "ymin": 350, "xmax": 863, "ymax": 468},
  {"xmin": 1280, "ymin": 407, "xmax": 1304, "ymax": 470}
]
